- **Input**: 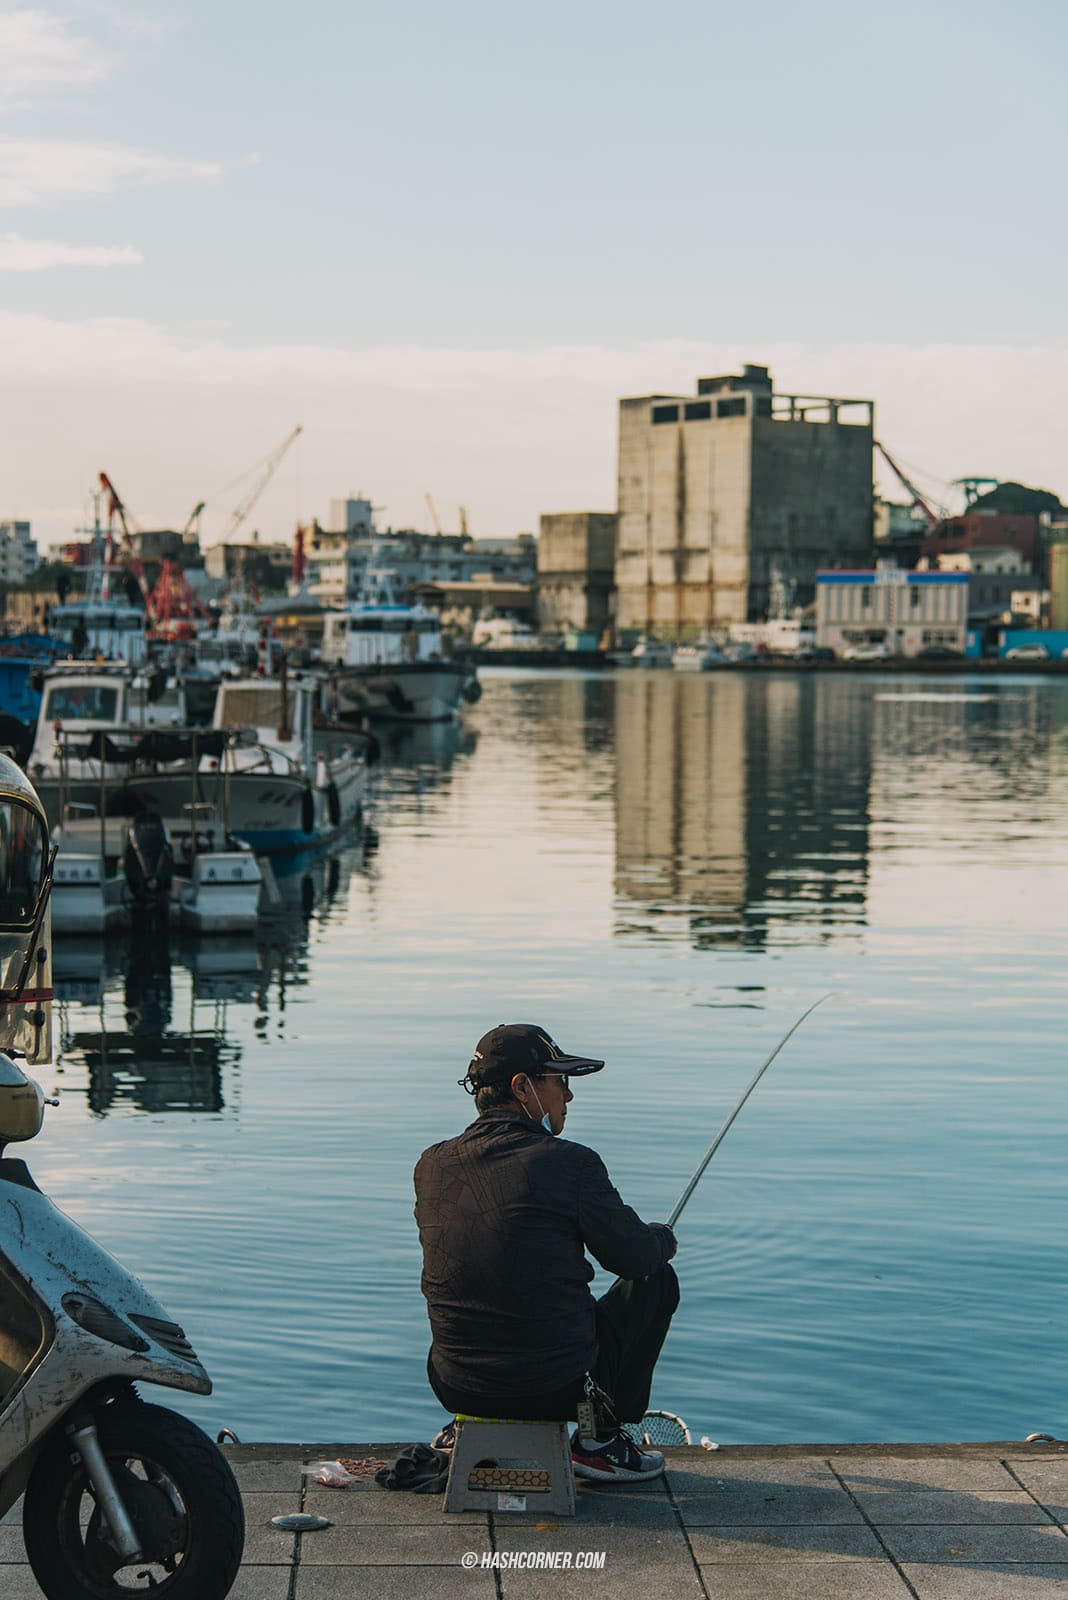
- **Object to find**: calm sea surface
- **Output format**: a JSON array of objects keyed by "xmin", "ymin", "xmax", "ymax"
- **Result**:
[{"xmin": 33, "ymin": 669, "xmax": 1068, "ymax": 1445}]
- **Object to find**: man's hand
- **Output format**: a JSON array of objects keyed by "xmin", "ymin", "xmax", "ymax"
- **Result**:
[{"xmin": 649, "ymin": 1222, "xmax": 678, "ymax": 1260}]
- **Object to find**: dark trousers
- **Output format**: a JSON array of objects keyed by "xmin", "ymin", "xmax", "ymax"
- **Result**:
[{"xmin": 428, "ymin": 1263, "xmax": 679, "ymax": 1426}]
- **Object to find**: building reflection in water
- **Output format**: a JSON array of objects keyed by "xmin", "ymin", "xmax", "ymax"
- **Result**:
[
  {"xmin": 613, "ymin": 673, "xmax": 874, "ymax": 949},
  {"xmin": 52, "ymin": 829, "xmax": 374, "ymax": 1116}
]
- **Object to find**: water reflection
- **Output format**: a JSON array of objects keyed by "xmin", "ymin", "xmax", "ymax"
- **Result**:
[
  {"xmin": 613, "ymin": 673, "xmax": 874, "ymax": 948},
  {"xmin": 52, "ymin": 829, "xmax": 376, "ymax": 1115}
]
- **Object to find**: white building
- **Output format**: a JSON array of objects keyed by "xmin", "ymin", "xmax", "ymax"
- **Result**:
[
  {"xmin": 816, "ymin": 570, "xmax": 968, "ymax": 656},
  {"xmin": 936, "ymin": 547, "xmax": 1027, "ymax": 576},
  {"xmin": 0, "ymin": 521, "xmax": 39, "ymax": 582}
]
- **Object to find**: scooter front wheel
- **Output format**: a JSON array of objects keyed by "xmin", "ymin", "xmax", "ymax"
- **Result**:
[{"xmin": 23, "ymin": 1400, "xmax": 245, "ymax": 1600}]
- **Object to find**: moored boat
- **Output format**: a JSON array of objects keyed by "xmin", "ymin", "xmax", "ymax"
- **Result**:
[{"xmin": 319, "ymin": 553, "xmax": 478, "ymax": 723}]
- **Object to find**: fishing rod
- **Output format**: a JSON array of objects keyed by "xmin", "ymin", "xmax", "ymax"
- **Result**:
[{"xmin": 665, "ymin": 993, "xmax": 833, "ymax": 1229}]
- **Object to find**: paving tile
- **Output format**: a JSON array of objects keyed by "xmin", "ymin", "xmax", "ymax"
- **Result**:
[
  {"xmin": 859, "ymin": 1489, "xmax": 1054, "ymax": 1525},
  {"xmin": 1, "ymin": 1499, "xmax": 21, "ymax": 1527},
  {"xmin": 694, "ymin": 1561, "xmax": 912, "ymax": 1598},
  {"xmin": 494, "ymin": 1526, "xmax": 702, "ymax": 1599},
  {"xmin": 239, "ymin": 1492, "xmax": 299, "ymax": 1564},
  {"xmin": 882, "ymin": 1524, "xmax": 1068, "ymax": 1563},
  {"xmin": 0, "ymin": 1571, "xmax": 43, "ymax": 1600},
  {"xmin": 833, "ymin": 1457, "xmax": 1019, "ymax": 1493},
  {"xmin": 297, "ymin": 1522, "xmax": 484, "ymax": 1566},
  {"xmin": 229, "ymin": 1455, "xmax": 306, "ymax": 1492},
  {"xmin": 296, "ymin": 1568, "xmax": 497, "ymax": 1598},
  {"xmin": 1006, "ymin": 1464, "xmax": 1068, "ymax": 1520},
  {"xmin": 486, "ymin": 1478, "xmax": 674, "ymax": 1529},
  {"xmin": 669, "ymin": 1456, "xmax": 838, "ymax": 1488},
  {"xmin": 688, "ymin": 1522, "xmax": 885, "ymax": 1562},
  {"xmin": 0, "ymin": 1525, "xmax": 28, "ymax": 1562},
  {"xmin": 230, "ymin": 1568, "xmax": 291, "ymax": 1600},
  {"xmin": 673, "ymin": 1482, "xmax": 864, "ymax": 1526},
  {"xmin": 306, "ymin": 1485, "xmax": 485, "ymax": 1525},
  {"xmin": 903, "ymin": 1563, "xmax": 1068, "ymax": 1597}
]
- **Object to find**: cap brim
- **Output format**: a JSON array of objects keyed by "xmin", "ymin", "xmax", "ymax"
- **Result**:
[{"xmin": 541, "ymin": 1056, "xmax": 604, "ymax": 1076}]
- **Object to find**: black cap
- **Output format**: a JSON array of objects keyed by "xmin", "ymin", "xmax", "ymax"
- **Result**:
[{"xmin": 462, "ymin": 1023, "xmax": 605, "ymax": 1093}]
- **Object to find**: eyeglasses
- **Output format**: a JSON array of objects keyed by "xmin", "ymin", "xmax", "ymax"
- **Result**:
[{"xmin": 536, "ymin": 1073, "xmax": 569, "ymax": 1091}]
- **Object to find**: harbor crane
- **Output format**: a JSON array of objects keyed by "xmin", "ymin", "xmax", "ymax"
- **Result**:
[
  {"xmin": 874, "ymin": 440, "xmax": 944, "ymax": 530},
  {"xmin": 220, "ymin": 424, "xmax": 303, "ymax": 542},
  {"xmin": 425, "ymin": 493, "xmax": 443, "ymax": 535},
  {"xmin": 97, "ymin": 470, "xmax": 149, "ymax": 600},
  {"xmin": 951, "ymin": 477, "xmax": 1000, "ymax": 508}
]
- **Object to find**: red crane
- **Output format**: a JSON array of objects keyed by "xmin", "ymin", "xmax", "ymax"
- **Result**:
[
  {"xmin": 874, "ymin": 441, "xmax": 943, "ymax": 531},
  {"xmin": 144, "ymin": 559, "xmax": 210, "ymax": 638},
  {"xmin": 97, "ymin": 470, "xmax": 149, "ymax": 601}
]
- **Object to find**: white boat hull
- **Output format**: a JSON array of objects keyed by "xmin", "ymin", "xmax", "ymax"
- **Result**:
[{"xmin": 329, "ymin": 662, "xmax": 470, "ymax": 723}]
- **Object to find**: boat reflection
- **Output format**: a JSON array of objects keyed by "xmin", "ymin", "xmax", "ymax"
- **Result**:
[
  {"xmin": 53, "ymin": 829, "xmax": 375, "ymax": 1114},
  {"xmin": 371, "ymin": 719, "xmax": 478, "ymax": 797}
]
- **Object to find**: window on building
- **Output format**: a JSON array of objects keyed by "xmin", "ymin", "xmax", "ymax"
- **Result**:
[
  {"xmin": 652, "ymin": 405, "xmax": 679, "ymax": 424},
  {"xmin": 860, "ymin": 587, "xmax": 872, "ymax": 608},
  {"xmin": 717, "ymin": 397, "xmax": 746, "ymax": 419},
  {"xmin": 910, "ymin": 586, "xmax": 922, "ymax": 607},
  {"xmin": 683, "ymin": 401, "xmax": 712, "ymax": 422}
]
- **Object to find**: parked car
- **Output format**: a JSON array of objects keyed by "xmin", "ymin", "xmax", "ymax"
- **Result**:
[
  {"xmin": 841, "ymin": 642, "xmax": 892, "ymax": 661},
  {"xmin": 1005, "ymin": 643, "xmax": 1049, "ymax": 661}
]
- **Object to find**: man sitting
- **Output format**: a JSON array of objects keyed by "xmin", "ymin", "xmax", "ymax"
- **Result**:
[{"xmin": 414, "ymin": 1023, "xmax": 679, "ymax": 1481}]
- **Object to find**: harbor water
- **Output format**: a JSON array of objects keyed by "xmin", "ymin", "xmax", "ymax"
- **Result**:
[{"xmin": 33, "ymin": 668, "xmax": 1068, "ymax": 1445}]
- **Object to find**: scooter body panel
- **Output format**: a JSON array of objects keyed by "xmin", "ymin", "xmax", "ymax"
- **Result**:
[{"xmin": 0, "ymin": 1164, "xmax": 211, "ymax": 1484}]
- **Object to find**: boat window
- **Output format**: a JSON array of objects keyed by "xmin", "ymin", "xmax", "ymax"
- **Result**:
[
  {"xmin": 349, "ymin": 618, "xmax": 382, "ymax": 633},
  {"xmin": 43, "ymin": 685, "xmax": 119, "ymax": 722},
  {"xmin": 418, "ymin": 618, "xmax": 440, "ymax": 635},
  {"xmin": 383, "ymin": 618, "xmax": 411, "ymax": 634},
  {"xmin": 0, "ymin": 800, "xmax": 47, "ymax": 927}
]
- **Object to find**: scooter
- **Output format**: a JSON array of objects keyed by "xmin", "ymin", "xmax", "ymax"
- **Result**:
[{"xmin": 0, "ymin": 752, "xmax": 244, "ymax": 1599}]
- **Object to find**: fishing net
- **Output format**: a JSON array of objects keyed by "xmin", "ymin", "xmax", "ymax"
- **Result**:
[{"xmin": 622, "ymin": 1410, "xmax": 691, "ymax": 1447}]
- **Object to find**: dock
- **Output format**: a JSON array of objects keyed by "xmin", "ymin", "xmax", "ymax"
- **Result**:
[{"xmin": 6, "ymin": 1438, "xmax": 1068, "ymax": 1597}]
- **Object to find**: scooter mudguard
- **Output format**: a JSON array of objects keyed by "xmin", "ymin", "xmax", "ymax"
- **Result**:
[{"xmin": 0, "ymin": 1160, "xmax": 211, "ymax": 1480}]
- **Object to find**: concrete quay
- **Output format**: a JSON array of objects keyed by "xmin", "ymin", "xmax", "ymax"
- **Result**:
[{"xmin": 6, "ymin": 1438, "xmax": 1068, "ymax": 1598}]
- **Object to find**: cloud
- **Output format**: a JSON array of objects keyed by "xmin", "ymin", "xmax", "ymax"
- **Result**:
[
  {"xmin": 0, "ymin": 231, "xmax": 142, "ymax": 268},
  {"xmin": 0, "ymin": 138, "xmax": 224, "ymax": 206},
  {"xmin": 0, "ymin": 8, "xmax": 113, "ymax": 102},
  {"xmin": 0, "ymin": 312, "xmax": 1063, "ymax": 543}
]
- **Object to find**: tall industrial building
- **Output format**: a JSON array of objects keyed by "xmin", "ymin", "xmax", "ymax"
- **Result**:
[{"xmin": 616, "ymin": 364, "xmax": 874, "ymax": 635}]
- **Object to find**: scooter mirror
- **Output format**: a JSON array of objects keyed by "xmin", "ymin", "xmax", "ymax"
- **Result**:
[{"xmin": 0, "ymin": 1051, "xmax": 46, "ymax": 1145}]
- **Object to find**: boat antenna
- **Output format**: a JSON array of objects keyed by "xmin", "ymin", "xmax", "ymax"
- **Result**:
[{"xmin": 666, "ymin": 993, "xmax": 834, "ymax": 1229}]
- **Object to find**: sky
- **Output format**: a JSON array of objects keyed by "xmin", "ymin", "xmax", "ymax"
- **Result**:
[{"xmin": 1, "ymin": 0, "xmax": 1066, "ymax": 550}]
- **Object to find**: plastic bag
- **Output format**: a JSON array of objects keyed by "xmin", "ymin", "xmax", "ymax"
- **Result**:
[{"xmin": 303, "ymin": 1460, "xmax": 355, "ymax": 1488}]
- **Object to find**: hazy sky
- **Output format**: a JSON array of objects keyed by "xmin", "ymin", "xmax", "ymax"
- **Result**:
[{"xmin": 2, "ymin": 0, "xmax": 1065, "ymax": 548}]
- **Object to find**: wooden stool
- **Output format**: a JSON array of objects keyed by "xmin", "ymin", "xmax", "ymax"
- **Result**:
[{"xmin": 443, "ymin": 1415, "xmax": 576, "ymax": 1515}]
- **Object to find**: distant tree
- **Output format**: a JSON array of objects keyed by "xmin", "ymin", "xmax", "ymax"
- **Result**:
[
  {"xmin": 22, "ymin": 559, "xmax": 80, "ymax": 594},
  {"xmin": 971, "ymin": 482, "xmax": 1065, "ymax": 517}
]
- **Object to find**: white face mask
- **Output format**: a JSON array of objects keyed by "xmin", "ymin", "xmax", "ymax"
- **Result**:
[{"xmin": 527, "ymin": 1083, "xmax": 554, "ymax": 1136}]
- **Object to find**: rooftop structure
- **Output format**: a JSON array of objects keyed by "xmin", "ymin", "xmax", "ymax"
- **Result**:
[{"xmin": 617, "ymin": 365, "xmax": 874, "ymax": 637}]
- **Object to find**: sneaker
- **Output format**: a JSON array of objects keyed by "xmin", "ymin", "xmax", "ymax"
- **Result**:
[
  {"xmin": 570, "ymin": 1429, "xmax": 665, "ymax": 1482},
  {"xmin": 431, "ymin": 1421, "xmax": 456, "ymax": 1451}
]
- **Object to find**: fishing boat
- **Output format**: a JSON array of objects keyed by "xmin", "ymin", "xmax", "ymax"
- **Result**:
[
  {"xmin": 672, "ymin": 640, "xmax": 730, "ymax": 671},
  {"xmin": 629, "ymin": 637, "xmax": 675, "ymax": 668},
  {"xmin": 98, "ymin": 672, "xmax": 369, "ymax": 856},
  {"xmin": 319, "ymin": 551, "xmax": 479, "ymax": 723},
  {"xmin": 48, "ymin": 783, "xmax": 263, "ymax": 937},
  {"xmin": 199, "ymin": 671, "xmax": 368, "ymax": 853},
  {"xmin": 24, "ymin": 662, "xmax": 198, "ymax": 827}
]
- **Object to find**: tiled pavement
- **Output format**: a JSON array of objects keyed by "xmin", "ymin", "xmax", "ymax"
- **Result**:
[{"xmin": 5, "ymin": 1440, "xmax": 1068, "ymax": 1597}]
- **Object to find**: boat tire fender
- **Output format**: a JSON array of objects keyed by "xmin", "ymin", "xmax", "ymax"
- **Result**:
[
  {"xmin": 326, "ymin": 781, "xmax": 341, "ymax": 827},
  {"xmin": 301, "ymin": 786, "xmax": 315, "ymax": 834}
]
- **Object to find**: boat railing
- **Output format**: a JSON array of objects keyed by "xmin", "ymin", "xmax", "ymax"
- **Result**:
[{"xmin": 53, "ymin": 724, "xmax": 239, "ymax": 857}]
